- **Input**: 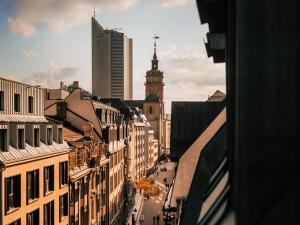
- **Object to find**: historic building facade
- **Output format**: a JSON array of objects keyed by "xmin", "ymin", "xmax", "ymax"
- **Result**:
[
  {"xmin": 143, "ymin": 38, "xmax": 165, "ymax": 157},
  {"xmin": 44, "ymin": 83, "xmax": 128, "ymax": 225},
  {"xmin": 0, "ymin": 77, "xmax": 70, "ymax": 225}
]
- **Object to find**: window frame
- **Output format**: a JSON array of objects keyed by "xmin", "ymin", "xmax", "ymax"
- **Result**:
[
  {"xmin": 26, "ymin": 208, "xmax": 39, "ymax": 225},
  {"xmin": 0, "ymin": 91, "xmax": 4, "ymax": 111},
  {"xmin": 14, "ymin": 94, "xmax": 20, "ymax": 113},
  {"xmin": 59, "ymin": 193, "xmax": 69, "ymax": 221},
  {"xmin": 28, "ymin": 96, "xmax": 33, "ymax": 113},
  {"xmin": 5, "ymin": 174, "xmax": 21, "ymax": 214},
  {"xmin": 44, "ymin": 201, "xmax": 54, "ymax": 225},
  {"xmin": 59, "ymin": 161, "xmax": 68, "ymax": 187},
  {"xmin": 27, "ymin": 169, "xmax": 39, "ymax": 204},
  {"xmin": 0, "ymin": 128, "xmax": 8, "ymax": 151},
  {"xmin": 44, "ymin": 165, "xmax": 54, "ymax": 195}
]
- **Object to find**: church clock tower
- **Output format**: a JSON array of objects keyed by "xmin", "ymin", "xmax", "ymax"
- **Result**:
[{"xmin": 143, "ymin": 34, "xmax": 165, "ymax": 157}]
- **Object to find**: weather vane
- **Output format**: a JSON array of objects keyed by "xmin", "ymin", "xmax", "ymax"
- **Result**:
[{"xmin": 153, "ymin": 31, "xmax": 159, "ymax": 48}]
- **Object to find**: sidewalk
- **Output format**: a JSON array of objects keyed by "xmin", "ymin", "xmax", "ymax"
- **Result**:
[{"xmin": 126, "ymin": 191, "xmax": 144, "ymax": 225}]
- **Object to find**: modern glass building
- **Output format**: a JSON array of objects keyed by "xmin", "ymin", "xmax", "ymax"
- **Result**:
[{"xmin": 92, "ymin": 17, "xmax": 132, "ymax": 100}]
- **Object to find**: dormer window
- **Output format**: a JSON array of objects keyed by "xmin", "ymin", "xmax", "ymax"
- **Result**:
[
  {"xmin": 41, "ymin": 124, "xmax": 53, "ymax": 145},
  {"xmin": 26, "ymin": 124, "xmax": 40, "ymax": 147},
  {"xmin": 47, "ymin": 128, "xmax": 52, "ymax": 145},
  {"xmin": 0, "ymin": 126, "xmax": 8, "ymax": 151},
  {"xmin": 17, "ymin": 128, "xmax": 25, "ymax": 149},
  {"xmin": 53, "ymin": 125, "xmax": 63, "ymax": 144},
  {"xmin": 34, "ymin": 128, "xmax": 40, "ymax": 147}
]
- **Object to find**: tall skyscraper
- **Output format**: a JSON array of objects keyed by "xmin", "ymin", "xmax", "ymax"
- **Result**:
[{"xmin": 92, "ymin": 17, "xmax": 133, "ymax": 100}]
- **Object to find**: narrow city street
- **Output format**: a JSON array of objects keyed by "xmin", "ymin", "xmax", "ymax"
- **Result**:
[{"xmin": 140, "ymin": 160, "xmax": 176, "ymax": 225}]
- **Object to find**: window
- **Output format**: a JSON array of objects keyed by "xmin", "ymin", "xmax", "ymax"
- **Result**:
[
  {"xmin": 149, "ymin": 106, "xmax": 153, "ymax": 114},
  {"xmin": 117, "ymin": 126, "xmax": 120, "ymax": 141},
  {"xmin": 27, "ymin": 209, "xmax": 39, "ymax": 225},
  {"xmin": 58, "ymin": 128, "xmax": 63, "ymax": 144},
  {"xmin": 28, "ymin": 96, "xmax": 33, "ymax": 113},
  {"xmin": 91, "ymin": 198, "xmax": 95, "ymax": 220},
  {"xmin": 5, "ymin": 175, "xmax": 21, "ymax": 213},
  {"xmin": 8, "ymin": 219, "xmax": 21, "ymax": 225},
  {"xmin": 0, "ymin": 128, "xmax": 7, "ymax": 151},
  {"xmin": 14, "ymin": 94, "xmax": 20, "ymax": 112},
  {"xmin": 46, "ymin": 128, "xmax": 52, "ymax": 145},
  {"xmin": 17, "ymin": 129, "xmax": 25, "ymax": 149},
  {"xmin": 44, "ymin": 201, "xmax": 54, "ymax": 225},
  {"xmin": 27, "ymin": 170, "xmax": 39, "ymax": 203},
  {"xmin": 44, "ymin": 165, "xmax": 54, "ymax": 195},
  {"xmin": 33, "ymin": 128, "xmax": 40, "ymax": 147},
  {"xmin": 0, "ymin": 91, "xmax": 4, "ymax": 111},
  {"xmin": 59, "ymin": 193, "xmax": 68, "ymax": 221},
  {"xmin": 59, "ymin": 161, "xmax": 68, "ymax": 187}
]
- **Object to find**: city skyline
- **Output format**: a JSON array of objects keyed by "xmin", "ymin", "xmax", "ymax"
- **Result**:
[{"xmin": 0, "ymin": 0, "xmax": 225, "ymax": 113}]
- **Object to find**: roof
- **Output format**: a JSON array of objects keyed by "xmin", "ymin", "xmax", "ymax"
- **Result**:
[
  {"xmin": 207, "ymin": 90, "xmax": 226, "ymax": 102},
  {"xmin": 145, "ymin": 93, "xmax": 160, "ymax": 103},
  {"xmin": 0, "ymin": 75, "xmax": 44, "ymax": 89},
  {"xmin": 170, "ymin": 108, "xmax": 226, "ymax": 208},
  {"xmin": 63, "ymin": 126, "xmax": 84, "ymax": 142},
  {"xmin": 0, "ymin": 142, "xmax": 70, "ymax": 165},
  {"xmin": 100, "ymin": 98, "xmax": 132, "ymax": 119},
  {"xmin": 124, "ymin": 100, "xmax": 144, "ymax": 110},
  {"xmin": 46, "ymin": 116, "xmax": 84, "ymax": 142},
  {"xmin": 170, "ymin": 100, "xmax": 225, "ymax": 160},
  {"xmin": 0, "ymin": 114, "xmax": 48, "ymax": 123},
  {"xmin": 146, "ymin": 69, "xmax": 163, "ymax": 77}
]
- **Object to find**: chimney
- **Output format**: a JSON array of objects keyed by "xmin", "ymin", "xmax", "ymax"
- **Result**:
[
  {"xmin": 73, "ymin": 81, "xmax": 79, "ymax": 88},
  {"xmin": 60, "ymin": 81, "xmax": 64, "ymax": 90},
  {"xmin": 82, "ymin": 122, "xmax": 93, "ymax": 138}
]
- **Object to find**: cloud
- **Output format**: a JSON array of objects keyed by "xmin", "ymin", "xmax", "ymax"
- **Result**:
[
  {"xmin": 7, "ymin": 17, "xmax": 36, "ymax": 38},
  {"xmin": 7, "ymin": 0, "xmax": 138, "ymax": 37},
  {"xmin": 156, "ymin": 0, "xmax": 194, "ymax": 8},
  {"xmin": 22, "ymin": 62, "xmax": 79, "ymax": 88},
  {"xmin": 157, "ymin": 43, "xmax": 226, "ymax": 112},
  {"xmin": 23, "ymin": 50, "xmax": 39, "ymax": 60}
]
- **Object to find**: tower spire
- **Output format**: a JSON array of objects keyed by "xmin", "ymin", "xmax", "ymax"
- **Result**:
[{"xmin": 152, "ymin": 32, "xmax": 159, "ymax": 70}]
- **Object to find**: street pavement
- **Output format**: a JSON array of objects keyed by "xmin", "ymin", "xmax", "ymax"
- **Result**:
[{"xmin": 140, "ymin": 160, "xmax": 176, "ymax": 225}]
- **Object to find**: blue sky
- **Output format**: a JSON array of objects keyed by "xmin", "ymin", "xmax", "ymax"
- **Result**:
[{"xmin": 0, "ymin": 0, "xmax": 225, "ymax": 113}]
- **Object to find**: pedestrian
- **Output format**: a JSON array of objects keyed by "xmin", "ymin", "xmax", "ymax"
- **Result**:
[
  {"xmin": 153, "ymin": 216, "xmax": 156, "ymax": 224},
  {"xmin": 156, "ymin": 214, "xmax": 160, "ymax": 224},
  {"xmin": 140, "ymin": 189, "xmax": 141, "ymax": 194},
  {"xmin": 140, "ymin": 214, "xmax": 144, "ymax": 224}
]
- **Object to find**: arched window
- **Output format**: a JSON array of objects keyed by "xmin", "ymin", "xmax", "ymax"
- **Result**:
[{"xmin": 149, "ymin": 106, "xmax": 153, "ymax": 114}]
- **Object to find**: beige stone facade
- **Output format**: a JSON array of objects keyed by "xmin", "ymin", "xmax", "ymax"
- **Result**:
[
  {"xmin": 45, "ymin": 84, "xmax": 128, "ymax": 225},
  {"xmin": 162, "ymin": 114, "xmax": 171, "ymax": 155},
  {"xmin": 0, "ymin": 77, "xmax": 70, "ymax": 225}
]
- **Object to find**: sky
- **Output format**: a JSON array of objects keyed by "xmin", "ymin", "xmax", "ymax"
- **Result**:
[{"xmin": 0, "ymin": 0, "xmax": 225, "ymax": 113}]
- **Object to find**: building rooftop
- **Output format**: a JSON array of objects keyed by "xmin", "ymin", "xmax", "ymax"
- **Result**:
[
  {"xmin": 0, "ymin": 142, "xmax": 69, "ymax": 165},
  {"xmin": 170, "ymin": 108, "xmax": 226, "ymax": 208},
  {"xmin": 0, "ymin": 114, "xmax": 48, "ymax": 123},
  {"xmin": 207, "ymin": 90, "xmax": 226, "ymax": 102},
  {"xmin": 170, "ymin": 100, "xmax": 225, "ymax": 160}
]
